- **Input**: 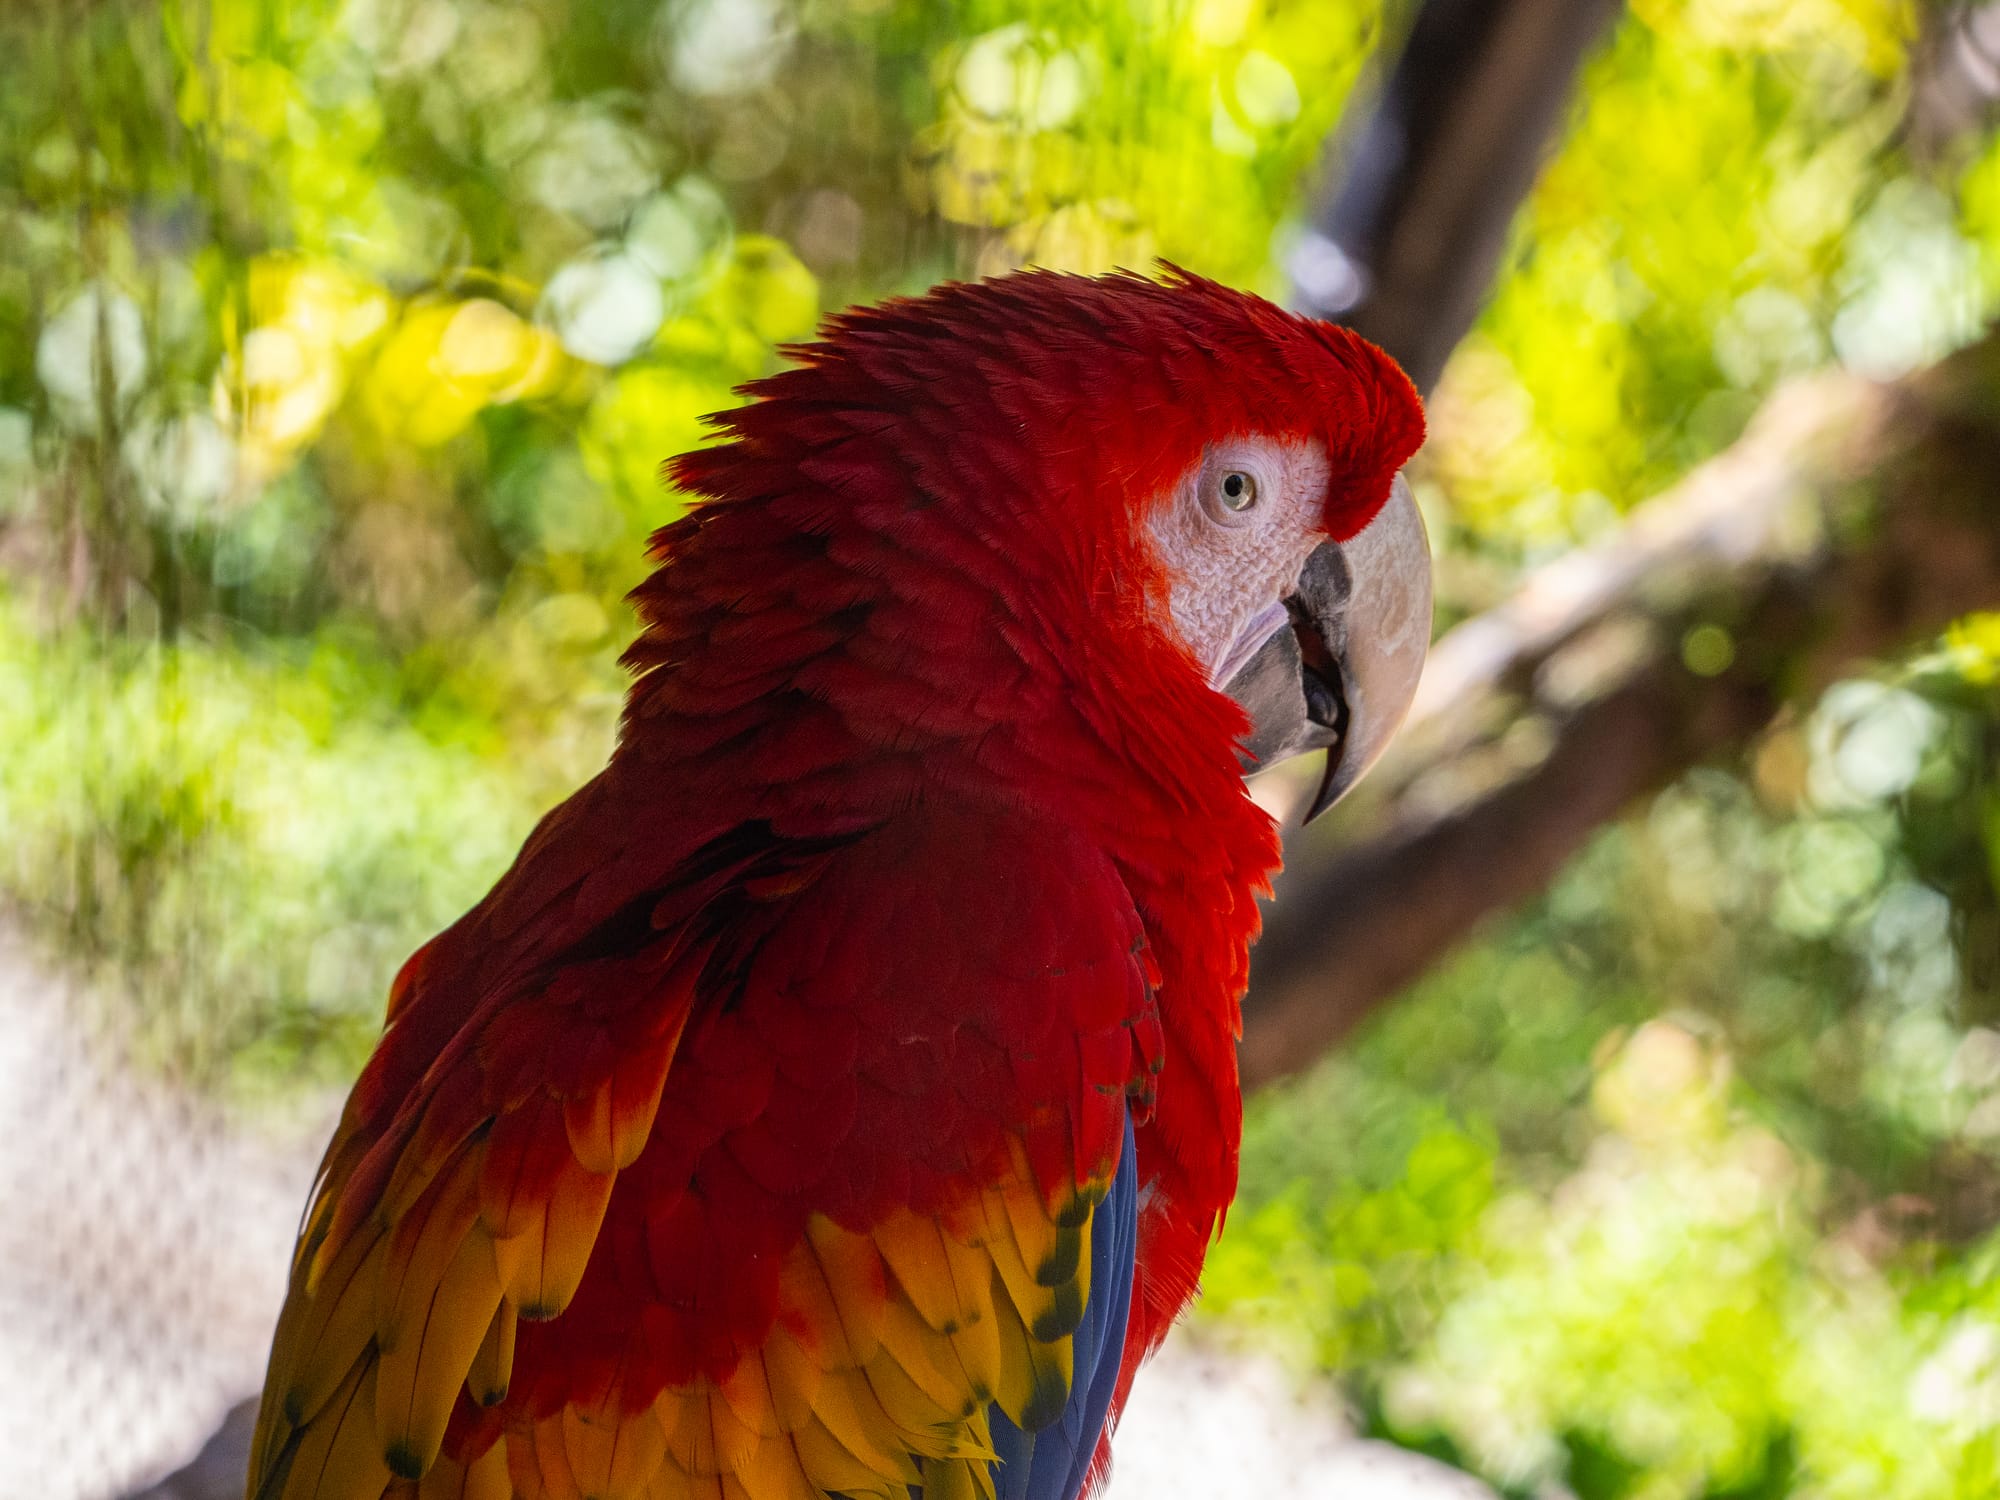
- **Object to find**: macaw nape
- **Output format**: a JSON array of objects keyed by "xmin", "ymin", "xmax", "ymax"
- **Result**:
[{"xmin": 246, "ymin": 267, "xmax": 1430, "ymax": 1500}]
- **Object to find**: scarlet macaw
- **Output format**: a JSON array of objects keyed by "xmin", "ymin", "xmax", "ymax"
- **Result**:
[{"xmin": 246, "ymin": 268, "xmax": 1430, "ymax": 1500}]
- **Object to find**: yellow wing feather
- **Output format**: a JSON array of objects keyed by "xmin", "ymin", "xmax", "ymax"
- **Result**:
[{"xmin": 254, "ymin": 1136, "xmax": 1111, "ymax": 1500}]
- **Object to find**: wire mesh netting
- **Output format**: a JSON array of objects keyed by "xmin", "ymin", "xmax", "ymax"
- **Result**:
[{"xmin": 0, "ymin": 936, "xmax": 328, "ymax": 1500}]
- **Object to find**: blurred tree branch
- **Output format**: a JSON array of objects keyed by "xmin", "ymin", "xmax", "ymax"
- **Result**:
[
  {"xmin": 1908, "ymin": 3, "xmax": 2000, "ymax": 162},
  {"xmin": 125, "ymin": 1401, "xmax": 255, "ymax": 1500},
  {"xmin": 1241, "ymin": 332, "xmax": 2000, "ymax": 1092},
  {"xmin": 1290, "ymin": 0, "xmax": 1624, "ymax": 393}
]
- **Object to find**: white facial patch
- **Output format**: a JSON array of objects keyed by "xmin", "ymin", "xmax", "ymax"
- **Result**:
[{"xmin": 1149, "ymin": 436, "xmax": 1333, "ymax": 687}]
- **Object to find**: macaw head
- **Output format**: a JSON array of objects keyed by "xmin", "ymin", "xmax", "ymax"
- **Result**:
[
  {"xmin": 1145, "ymin": 389, "xmax": 1431, "ymax": 823},
  {"xmin": 1032, "ymin": 266, "xmax": 1432, "ymax": 821},
  {"xmin": 658, "ymin": 266, "xmax": 1429, "ymax": 821}
]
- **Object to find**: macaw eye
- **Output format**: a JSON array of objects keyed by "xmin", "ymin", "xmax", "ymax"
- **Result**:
[{"xmin": 1197, "ymin": 455, "xmax": 1269, "ymax": 526}]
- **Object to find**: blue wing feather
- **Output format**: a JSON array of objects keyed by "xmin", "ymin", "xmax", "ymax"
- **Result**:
[{"xmin": 987, "ymin": 1109, "xmax": 1138, "ymax": 1500}]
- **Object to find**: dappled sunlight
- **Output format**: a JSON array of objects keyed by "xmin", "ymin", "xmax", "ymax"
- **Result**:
[{"xmin": 1209, "ymin": 616, "xmax": 2000, "ymax": 1496}]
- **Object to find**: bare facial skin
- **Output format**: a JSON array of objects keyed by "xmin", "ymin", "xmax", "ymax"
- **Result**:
[{"xmin": 1150, "ymin": 435, "xmax": 1332, "ymax": 686}]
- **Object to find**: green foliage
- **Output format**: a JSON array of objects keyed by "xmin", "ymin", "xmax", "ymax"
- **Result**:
[
  {"xmin": 1419, "ymin": 0, "xmax": 1947, "ymax": 608},
  {"xmin": 1208, "ymin": 662, "xmax": 2000, "ymax": 1497},
  {"xmin": 0, "ymin": 600, "xmax": 614, "ymax": 1087}
]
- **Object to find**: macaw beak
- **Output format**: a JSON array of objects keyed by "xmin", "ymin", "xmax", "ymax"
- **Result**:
[{"xmin": 1222, "ymin": 474, "xmax": 1432, "ymax": 822}]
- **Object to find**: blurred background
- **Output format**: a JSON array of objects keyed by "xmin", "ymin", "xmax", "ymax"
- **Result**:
[{"xmin": 10, "ymin": 0, "xmax": 2000, "ymax": 1496}]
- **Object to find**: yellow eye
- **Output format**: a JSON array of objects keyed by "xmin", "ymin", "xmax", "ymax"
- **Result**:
[
  {"xmin": 1218, "ymin": 471, "xmax": 1257, "ymax": 511},
  {"xmin": 1197, "ymin": 452, "xmax": 1270, "ymax": 526}
]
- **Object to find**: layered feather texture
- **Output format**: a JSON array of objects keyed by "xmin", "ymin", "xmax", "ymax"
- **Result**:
[{"xmin": 247, "ymin": 268, "xmax": 1424, "ymax": 1500}]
